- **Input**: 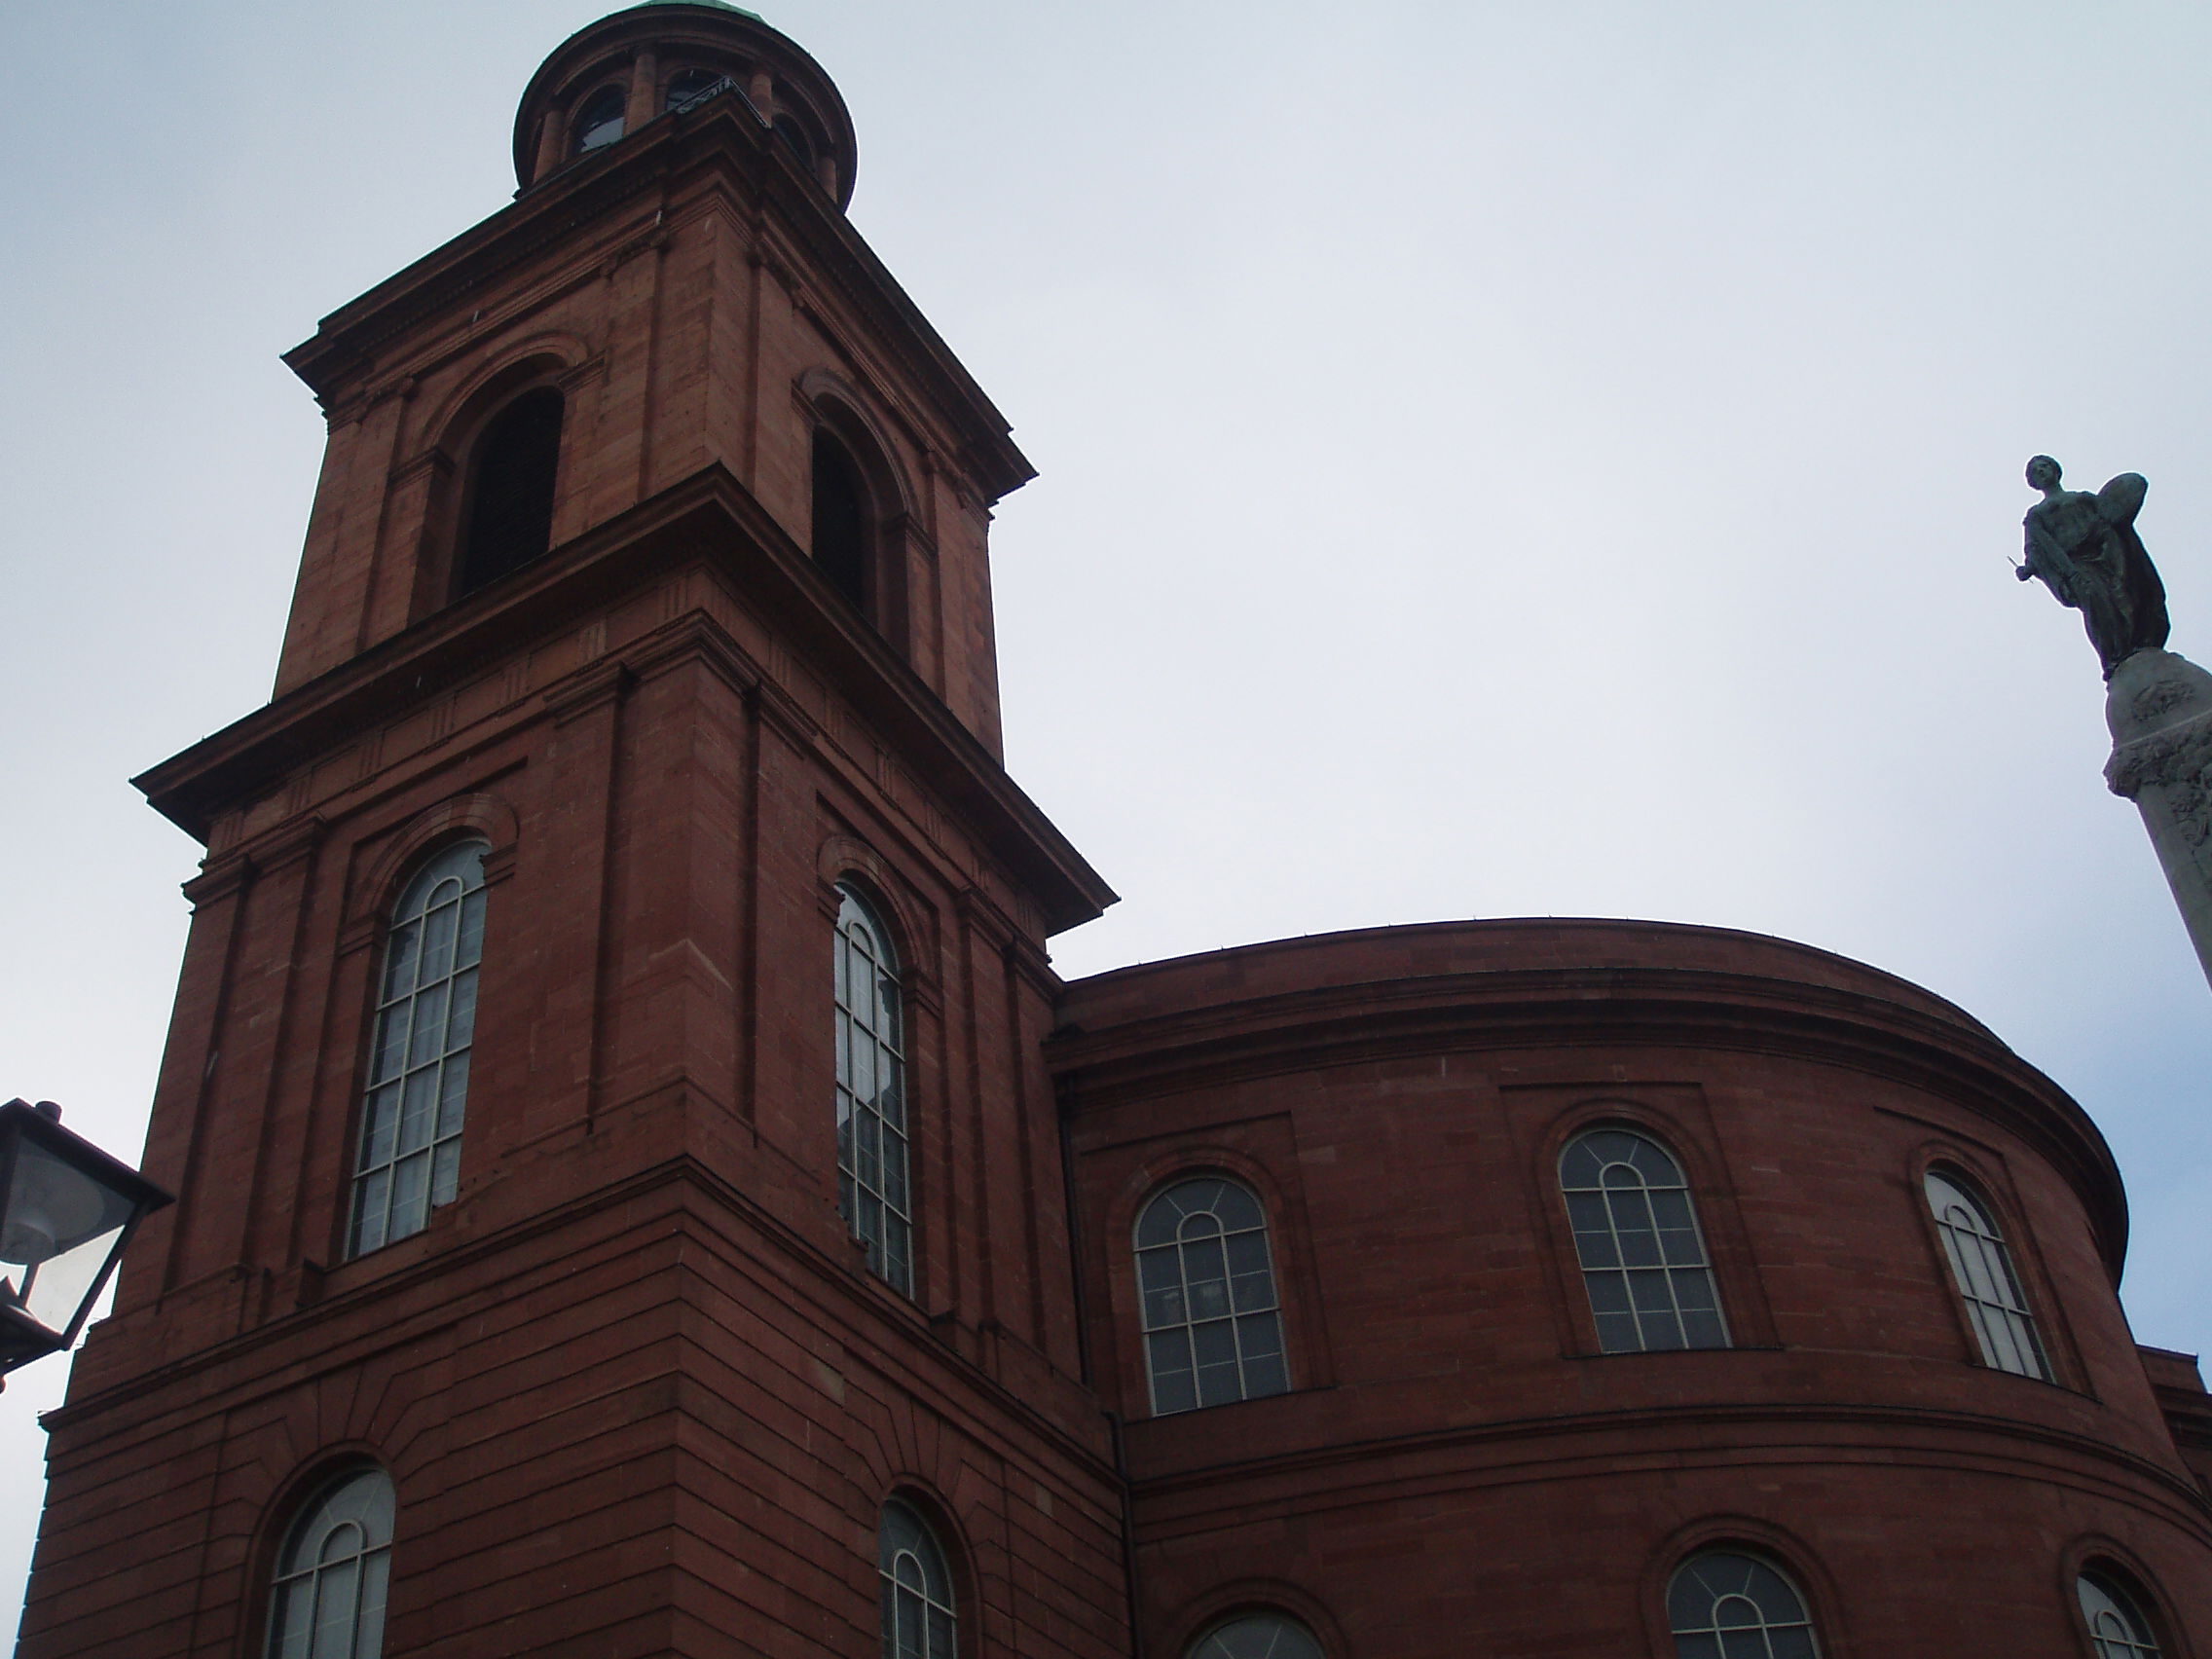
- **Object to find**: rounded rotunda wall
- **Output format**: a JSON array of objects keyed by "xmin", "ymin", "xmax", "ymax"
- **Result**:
[{"xmin": 1051, "ymin": 918, "xmax": 2209, "ymax": 1653}]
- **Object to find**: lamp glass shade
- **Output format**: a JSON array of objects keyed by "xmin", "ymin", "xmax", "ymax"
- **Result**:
[{"xmin": 0, "ymin": 1100, "xmax": 171, "ymax": 1372}]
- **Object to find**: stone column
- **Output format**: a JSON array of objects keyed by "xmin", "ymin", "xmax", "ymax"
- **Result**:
[{"xmin": 2105, "ymin": 647, "xmax": 2212, "ymax": 986}]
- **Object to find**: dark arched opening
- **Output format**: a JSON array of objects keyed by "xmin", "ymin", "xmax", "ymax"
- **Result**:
[
  {"xmin": 811, "ymin": 425, "xmax": 871, "ymax": 614},
  {"xmin": 572, "ymin": 84, "xmax": 626, "ymax": 154},
  {"xmin": 456, "ymin": 388, "xmax": 564, "ymax": 599},
  {"xmin": 773, "ymin": 114, "xmax": 816, "ymax": 170}
]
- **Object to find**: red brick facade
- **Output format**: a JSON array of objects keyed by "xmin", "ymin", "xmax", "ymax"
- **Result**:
[
  {"xmin": 18, "ymin": 7, "xmax": 2212, "ymax": 1658},
  {"xmin": 1054, "ymin": 921, "xmax": 2212, "ymax": 1654}
]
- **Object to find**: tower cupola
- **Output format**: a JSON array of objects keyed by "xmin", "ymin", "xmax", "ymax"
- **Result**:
[{"xmin": 513, "ymin": 2, "xmax": 857, "ymax": 205}]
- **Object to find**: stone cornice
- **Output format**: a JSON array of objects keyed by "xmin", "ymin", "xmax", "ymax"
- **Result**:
[
  {"xmin": 1049, "ymin": 949, "xmax": 2125, "ymax": 1281},
  {"xmin": 45, "ymin": 1152, "xmax": 1118, "ymax": 1488},
  {"xmin": 130, "ymin": 464, "xmax": 1113, "ymax": 935},
  {"xmin": 1124, "ymin": 1396, "xmax": 2212, "ymax": 1536},
  {"xmin": 282, "ymin": 107, "xmax": 1033, "ymax": 504}
]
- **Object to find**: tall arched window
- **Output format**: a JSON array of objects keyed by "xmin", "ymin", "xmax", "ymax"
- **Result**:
[
  {"xmin": 2079, "ymin": 1568, "xmax": 2164, "ymax": 1658},
  {"xmin": 1667, "ymin": 1551, "xmax": 1822, "ymax": 1659},
  {"xmin": 266, "ymin": 1467, "xmax": 394, "ymax": 1659},
  {"xmin": 571, "ymin": 84, "xmax": 626, "ymax": 154},
  {"xmin": 1135, "ymin": 1176, "xmax": 1289, "ymax": 1415},
  {"xmin": 455, "ymin": 388, "xmax": 564, "ymax": 599},
  {"xmin": 350, "ymin": 841, "xmax": 488, "ymax": 1258},
  {"xmin": 834, "ymin": 884, "xmax": 910, "ymax": 1295},
  {"xmin": 1188, "ymin": 1613, "xmax": 1325, "ymax": 1659},
  {"xmin": 1924, "ymin": 1169, "xmax": 2051, "ymax": 1381},
  {"xmin": 878, "ymin": 1500, "xmax": 956, "ymax": 1659},
  {"xmin": 1559, "ymin": 1127, "xmax": 1728, "ymax": 1352},
  {"xmin": 810, "ymin": 425, "xmax": 872, "ymax": 614}
]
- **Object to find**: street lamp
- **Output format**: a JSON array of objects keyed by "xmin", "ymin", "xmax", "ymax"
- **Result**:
[{"xmin": 0, "ymin": 1098, "xmax": 172, "ymax": 1380}]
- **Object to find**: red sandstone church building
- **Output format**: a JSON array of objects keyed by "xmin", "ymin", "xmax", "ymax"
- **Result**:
[{"xmin": 18, "ymin": 6, "xmax": 2212, "ymax": 1657}]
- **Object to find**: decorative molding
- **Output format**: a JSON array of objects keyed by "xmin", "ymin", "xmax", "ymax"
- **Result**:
[
  {"xmin": 2107, "ymin": 712, "xmax": 2212, "ymax": 850},
  {"xmin": 954, "ymin": 885, "xmax": 1018, "ymax": 953},
  {"xmin": 133, "ymin": 471, "xmax": 1113, "ymax": 930},
  {"xmin": 346, "ymin": 792, "xmax": 522, "ymax": 936},
  {"xmin": 751, "ymin": 675, "xmax": 821, "ymax": 751},
  {"xmin": 543, "ymin": 656, "xmax": 634, "ymax": 724},
  {"xmin": 181, "ymin": 852, "xmax": 254, "ymax": 909},
  {"xmin": 554, "ymin": 353, "xmax": 610, "ymax": 393},
  {"xmin": 598, "ymin": 223, "xmax": 672, "ymax": 282},
  {"xmin": 387, "ymin": 446, "xmax": 457, "ymax": 489},
  {"xmin": 239, "ymin": 813, "xmax": 329, "ymax": 880},
  {"xmin": 619, "ymin": 608, "xmax": 765, "ymax": 695},
  {"xmin": 1051, "ymin": 956, "xmax": 2126, "ymax": 1283},
  {"xmin": 1127, "ymin": 1395, "xmax": 2212, "ymax": 1530}
]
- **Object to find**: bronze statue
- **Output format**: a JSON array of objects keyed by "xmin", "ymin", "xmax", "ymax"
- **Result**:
[{"xmin": 2018, "ymin": 455, "xmax": 2170, "ymax": 678}]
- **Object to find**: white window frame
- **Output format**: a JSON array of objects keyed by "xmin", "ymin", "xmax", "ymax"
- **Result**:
[
  {"xmin": 349, "ymin": 841, "xmax": 488, "ymax": 1258},
  {"xmin": 2079, "ymin": 1569, "xmax": 2163, "ymax": 1659},
  {"xmin": 266, "ymin": 1468, "xmax": 394, "ymax": 1659},
  {"xmin": 1559, "ymin": 1127, "xmax": 1730, "ymax": 1353},
  {"xmin": 1666, "ymin": 1550, "xmax": 1822, "ymax": 1658},
  {"xmin": 1925, "ymin": 1169, "xmax": 2052, "ymax": 1381},
  {"xmin": 835, "ymin": 884, "xmax": 911, "ymax": 1295},
  {"xmin": 1188, "ymin": 1613, "xmax": 1325, "ymax": 1659},
  {"xmin": 1134, "ymin": 1176, "xmax": 1291, "ymax": 1415},
  {"xmin": 879, "ymin": 1499, "xmax": 956, "ymax": 1659}
]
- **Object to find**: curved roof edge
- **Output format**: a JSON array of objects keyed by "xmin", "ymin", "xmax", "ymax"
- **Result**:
[
  {"xmin": 1059, "ymin": 916, "xmax": 1997, "ymax": 1039},
  {"xmin": 1050, "ymin": 916, "xmax": 2126, "ymax": 1283}
]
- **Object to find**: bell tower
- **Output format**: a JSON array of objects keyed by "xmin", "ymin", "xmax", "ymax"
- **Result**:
[{"xmin": 19, "ymin": 7, "xmax": 1125, "ymax": 1657}]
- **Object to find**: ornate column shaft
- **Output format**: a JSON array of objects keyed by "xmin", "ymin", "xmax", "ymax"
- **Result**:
[{"xmin": 2105, "ymin": 647, "xmax": 2212, "ymax": 987}]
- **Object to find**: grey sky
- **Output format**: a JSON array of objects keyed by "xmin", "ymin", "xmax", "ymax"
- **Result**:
[{"xmin": 6, "ymin": 0, "xmax": 2210, "ymax": 1632}]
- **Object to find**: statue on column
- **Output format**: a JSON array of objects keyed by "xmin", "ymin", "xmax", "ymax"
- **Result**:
[
  {"xmin": 2010, "ymin": 456, "xmax": 2212, "ymax": 988},
  {"xmin": 2016, "ymin": 455, "xmax": 2170, "ymax": 678}
]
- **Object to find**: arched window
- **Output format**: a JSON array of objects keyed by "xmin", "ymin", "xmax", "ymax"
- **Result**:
[
  {"xmin": 349, "ymin": 841, "xmax": 488, "ymax": 1258},
  {"xmin": 2079, "ymin": 1568, "xmax": 2163, "ymax": 1658},
  {"xmin": 1559, "ymin": 1127, "xmax": 1728, "ymax": 1352},
  {"xmin": 1135, "ymin": 1176, "xmax": 1289, "ymax": 1415},
  {"xmin": 455, "ymin": 388, "xmax": 564, "ymax": 599},
  {"xmin": 571, "ymin": 84, "xmax": 626, "ymax": 154},
  {"xmin": 810, "ymin": 425, "xmax": 872, "ymax": 614},
  {"xmin": 1188, "ymin": 1614, "xmax": 1324, "ymax": 1659},
  {"xmin": 1925, "ymin": 1169, "xmax": 2051, "ymax": 1380},
  {"xmin": 1668, "ymin": 1552, "xmax": 1821, "ymax": 1658},
  {"xmin": 1668, "ymin": 1551, "xmax": 1823, "ymax": 1658},
  {"xmin": 835, "ymin": 884, "xmax": 910, "ymax": 1295},
  {"xmin": 266, "ymin": 1467, "xmax": 394, "ymax": 1659},
  {"xmin": 878, "ymin": 1500, "xmax": 956, "ymax": 1659}
]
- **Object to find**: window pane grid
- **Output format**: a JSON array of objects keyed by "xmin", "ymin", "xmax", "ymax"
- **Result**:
[
  {"xmin": 1561, "ymin": 1129, "xmax": 1729, "ymax": 1353},
  {"xmin": 878, "ymin": 1502, "xmax": 955, "ymax": 1659},
  {"xmin": 1926, "ymin": 1172, "xmax": 2051, "ymax": 1381},
  {"xmin": 1668, "ymin": 1552, "xmax": 1821, "ymax": 1659},
  {"xmin": 1190, "ymin": 1614, "xmax": 1325, "ymax": 1659},
  {"xmin": 267, "ymin": 1470, "xmax": 394, "ymax": 1659},
  {"xmin": 2079, "ymin": 1572, "xmax": 2163, "ymax": 1659},
  {"xmin": 350, "ymin": 845, "xmax": 487, "ymax": 1259},
  {"xmin": 837, "ymin": 888, "xmax": 912, "ymax": 1296},
  {"xmin": 1136, "ymin": 1178, "xmax": 1290, "ymax": 1415}
]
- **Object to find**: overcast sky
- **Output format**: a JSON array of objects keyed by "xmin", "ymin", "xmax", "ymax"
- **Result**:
[{"xmin": 6, "ymin": 0, "xmax": 2211, "ymax": 1633}]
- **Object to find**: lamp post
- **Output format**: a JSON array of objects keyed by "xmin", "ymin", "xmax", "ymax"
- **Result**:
[{"xmin": 0, "ymin": 1098, "xmax": 172, "ymax": 1382}]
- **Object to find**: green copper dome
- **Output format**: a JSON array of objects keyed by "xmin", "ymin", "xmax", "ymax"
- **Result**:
[{"xmin": 627, "ymin": 1, "xmax": 764, "ymax": 18}]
